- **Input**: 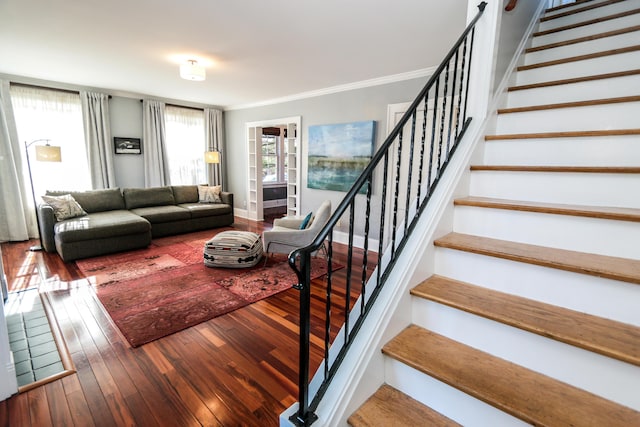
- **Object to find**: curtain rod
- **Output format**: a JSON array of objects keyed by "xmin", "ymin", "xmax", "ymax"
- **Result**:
[
  {"xmin": 139, "ymin": 99, "xmax": 204, "ymax": 111},
  {"xmin": 10, "ymin": 82, "xmax": 112, "ymax": 98}
]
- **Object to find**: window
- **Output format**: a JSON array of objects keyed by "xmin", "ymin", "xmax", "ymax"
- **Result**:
[
  {"xmin": 164, "ymin": 106, "xmax": 206, "ymax": 185},
  {"xmin": 262, "ymin": 128, "xmax": 287, "ymax": 184},
  {"xmin": 11, "ymin": 85, "xmax": 90, "ymax": 199}
]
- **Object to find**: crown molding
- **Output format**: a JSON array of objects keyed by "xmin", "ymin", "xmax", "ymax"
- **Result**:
[{"xmin": 224, "ymin": 67, "xmax": 436, "ymax": 111}]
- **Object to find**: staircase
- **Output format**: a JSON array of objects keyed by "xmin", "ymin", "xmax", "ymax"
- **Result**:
[{"xmin": 348, "ymin": 1, "xmax": 640, "ymax": 425}]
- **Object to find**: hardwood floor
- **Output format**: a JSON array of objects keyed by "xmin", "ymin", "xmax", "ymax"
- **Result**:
[{"xmin": 0, "ymin": 217, "xmax": 370, "ymax": 427}]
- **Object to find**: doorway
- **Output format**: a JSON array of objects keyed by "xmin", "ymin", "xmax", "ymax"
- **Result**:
[{"xmin": 246, "ymin": 116, "xmax": 301, "ymax": 221}]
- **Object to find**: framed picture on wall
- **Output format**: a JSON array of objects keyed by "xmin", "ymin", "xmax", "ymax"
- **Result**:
[
  {"xmin": 114, "ymin": 137, "xmax": 141, "ymax": 154},
  {"xmin": 307, "ymin": 120, "xmax": 376, "ymax": 193}
]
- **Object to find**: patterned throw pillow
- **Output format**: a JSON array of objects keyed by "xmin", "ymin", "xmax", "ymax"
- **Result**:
[
  {"xmin": 41, "ymin": 194, "xmax": 87, "ymax": 221},
  {"xmin": 198, "ymin": 185, "xmax": 222, "ymax": 203}
]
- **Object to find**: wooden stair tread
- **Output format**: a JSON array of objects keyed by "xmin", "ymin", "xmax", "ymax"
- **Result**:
[
  {"xmin": 382, "ymin": 326, "xmax": 640, "ymax": 426},
  {"xmin": 485, "ymin": 128, "xmax": 640, "ymax": 140},
  {"xmin": 347, "ymin": 384, "xmax": 461, "ymax": 427},
  {"xmin": 508, "ymin": 69, "xmax": 640, "ymax": 92},
  {"xmin": 541, "ymin": 0, "xmax": 627, "ymax": 22},
  {"xmin": 470, "ymin": 165, "xmax": 640, "ymax": 173},
  {"xmin": 454, "ymin": 196, "xmax": 640, "ymax": 222},
  {"xmin": 518, "ymin": 45, "xmax": 640, "ymax": 71},
  {"xmin": 534, "ymin": 7, "xmax": 640, "ymax": 37},
  {"xmin": 433, "ymin": 232, "xmax": 640, "ymax": 285},
  {"xmin": 546, "ymin": 0, "xmax": 595, "ymax": 14},
  {"xmin": 412, "ymin": 275, "xmax": 640, "ymax": 366},
  {"xmin": 497, "ymin": 95, "xmax": 640, "ymax": 114},
  {"xmin": 526, "ymin": 25, "xmax": 640, "ymax": 53}
]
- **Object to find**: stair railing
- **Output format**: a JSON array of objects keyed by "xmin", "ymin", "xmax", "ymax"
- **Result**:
[{"xmin": 288, "ymin": 3, "xmax": 487, "ymax": 425}]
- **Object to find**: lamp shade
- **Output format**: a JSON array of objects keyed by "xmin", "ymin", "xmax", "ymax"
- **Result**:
[
  {"xmin": 180, "ymin": 60, "xmax": 206, "ymax": 81},
  {"xmin": 204, "ymin": 150, "xmax": 220, "ymax": 164},
  {"xmin": 35, "ymin": 145, "xmax": 62, "ymax": 162}
]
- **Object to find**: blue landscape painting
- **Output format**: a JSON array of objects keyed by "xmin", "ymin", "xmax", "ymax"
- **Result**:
[{"xmin": 307, "ymin": 121, "xmax": 375, "ymax": 193}]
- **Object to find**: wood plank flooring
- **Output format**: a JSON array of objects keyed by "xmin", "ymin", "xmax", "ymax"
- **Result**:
[{"xmin": 0, "ymin": 217, "xmax": 370, "ymax": 427}]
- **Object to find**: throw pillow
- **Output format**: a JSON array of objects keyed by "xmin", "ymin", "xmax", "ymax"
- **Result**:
[
  {"xmin": 41, "ymin": 194, "xmax": 87, "ymax": 221},
  {"xmin": 299, "ymin": 212, "xmax": 313, "ymax": 229},
  {"xmin": 198, "ymin": 185, "xmax": 222, "ymax": 203}
]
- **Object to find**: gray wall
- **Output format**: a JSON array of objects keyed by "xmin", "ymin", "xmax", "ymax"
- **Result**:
[
  {"xmin": 224, "ymin": 77, "xmax": 426, "ymax": 220},
  {"xmin": 109, "ymin": 96, "xmax": 145, "ymax": 188}
]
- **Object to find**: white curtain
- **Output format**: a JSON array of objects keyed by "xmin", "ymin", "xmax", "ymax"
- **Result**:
[
  {"xmin": 205, "ymin": 108, "xmax": 224, "ymax": 187},
  {"xmin": 165, "ymin": 105, "xmax": 206, "ymax": 185},
  {"xmin": 0, "ymin": 81, "xmax": 31, "ymax": 241},
  {"xmin": 81, "ymin": 91, "xmax": 115, "ymax": 189},
  {"xmin": 142, "ymin": 100, "xmax": 170, "ymax": 187}
]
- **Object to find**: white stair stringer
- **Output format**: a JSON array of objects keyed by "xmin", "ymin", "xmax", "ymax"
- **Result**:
[{"xmin": 452, "ymin": 205, "xmax": 640, "ymax": 260}]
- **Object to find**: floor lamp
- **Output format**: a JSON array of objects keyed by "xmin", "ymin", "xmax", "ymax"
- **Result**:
[
  {"xmin": 205, "ymin": 149, "xmax": 221, "ymax": 186},
  {"xmin": 24, "ymin": 139, "xmax": 62, "ymax": 251}
]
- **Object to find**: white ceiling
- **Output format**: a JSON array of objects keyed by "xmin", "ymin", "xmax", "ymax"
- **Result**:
[{"xmin": 0, "ymin": 0, "xmax": 468, "ymax": 109}]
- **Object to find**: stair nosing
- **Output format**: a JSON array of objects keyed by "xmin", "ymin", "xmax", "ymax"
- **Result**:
[
  {"xmin": 545, "ymin": 0, "xmax": 596, "ymax": 14},
  {"xmin": 541, "ymin": 0, "xmax": 626, "ymax": 22},
  {"xmin": 508, "ymin": 69, "xmax": 640, "ymax": 92},
  {"xmin": 433, "ymin": 232, "xmax": 640, "ymax": 285},
  {"xmin": 518, "ymin": 45, "xmax": 640, "ymax": 71},
  {"xmin": 382, "ymin": 326, "xmax": 640, "ymax": 426},
  {"xmin": 534, "ymin": 7, "xmax": 640, "ymax": 37},
  {"xmin": 485, "ymin": 129, "xmax": 640, "ymax": 140},
  {"xmin": 497, "ymin": 95, "xmax": 640, "ymax": 114},
  {"xmin": 469, "ymin": 165, "xmax": 640, "ymax": 173},
  {"xmin": 453, "ymin": 196, "xmax": 640, "ymax": 223},
  {"xmin": 526, "ymin": 25, "xmax": 640, "ymax": 53},
  {"xmin": 411, "ymin": 275, "xmax": 640, "ymax": 366}
]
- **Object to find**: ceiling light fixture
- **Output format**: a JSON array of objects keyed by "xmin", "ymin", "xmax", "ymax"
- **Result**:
[{"xmin": 180, "ymin": 59, "xmax": 206, "ymax": 81}]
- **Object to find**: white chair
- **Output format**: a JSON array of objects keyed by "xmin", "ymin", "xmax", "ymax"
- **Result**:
[{"xmin": 262, "ymin": 200, "xmax": 331, "ymax": 258}]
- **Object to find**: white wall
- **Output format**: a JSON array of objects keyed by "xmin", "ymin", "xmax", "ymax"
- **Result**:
[{"xmin": 109, "ymin": 96, "xmax": 145, "ymax": 188}]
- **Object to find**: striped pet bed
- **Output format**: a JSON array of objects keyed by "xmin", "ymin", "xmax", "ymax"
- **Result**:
[{"xmin": 204, "ymin": 231, "xmax": 263, "ymax": 268}]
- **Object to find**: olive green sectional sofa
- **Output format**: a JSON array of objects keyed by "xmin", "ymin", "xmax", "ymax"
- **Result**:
[{"xmin": 38, "ymin": 185, "xmax": 234, "ymax": 262}]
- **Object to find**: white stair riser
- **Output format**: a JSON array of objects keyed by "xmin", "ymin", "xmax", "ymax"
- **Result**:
[
  {"xmin": 470, "ymin": 171, "xmax": 640, "ymax": 208},
  {"xmin": 507, "ymin": 74, "xmax": 640, "ymax": 107},
  {"xmin": 453, "ymin": 205, "xmax": 640, "ymax": 259},
  {"xmin": 385, "ymin": 359, "xmax": 529, "ymax": 427},
  {"xmin": 538, "ymin": 0, "xmax": 640, "ymax": 32},
  {"xmin": 496, "ymin": 102, "xmax": 640, "ymax": 134},
  {"xmin": 412, "ymin": 299, "xmax": 640, "ymax": 410},
  {"xmin": 525, "ymin": 30, "xmax": 640, "ymax": 65},
  {"xmin": 483, "ymin": 136, "xmax": 640, "ymax": 166},
  {"xmin": 544, "ymin": 0, "xmax": 624, "ymax": 20},
  {"xmin": 469, "ymin": 171, "xmax": 640, "ymax": 208},
  {"xmin": 435, "ymin": 247, "xmax": 640, "ymax": 326},
  {"xmin": 533, "ymin": 13, "xmax": 640, "ymax": 47},
  {"xmin": 516, "ymin": 51, "xmax": 640, "ymax": 85}
]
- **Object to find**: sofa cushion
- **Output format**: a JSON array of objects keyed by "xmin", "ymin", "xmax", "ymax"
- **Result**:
[
  {"xmin": 41, "ymin": 194, "xmax": 87, "ymax": 221},
  {"xmin": 172, "ymin": 185, "xmax": 199, "ymax": 204},
  {"xmin": 54, "ymin": 210, "xmax": 150, "ymax": 243},
  {"xmin": 198, "ymin": 185, "xmax": 222, "ymax": 203},
  {"xmin": 130, "ymin": 205, "xmax": 191, "ymax": 223},
  {"xmin": 46, "ymin": 188, "xmax": 125, "ymax": 213},
  {"xmin": 123, "ymin": 186, "xmax": 175, "ymax": 209},
  {"xmin": 178, "ymin": 202, "xmax": 232, "ymax": 219}
]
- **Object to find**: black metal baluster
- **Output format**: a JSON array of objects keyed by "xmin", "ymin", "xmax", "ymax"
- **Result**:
[
  {"xmin": 323, "ymin": 232, "xmax": 333, "ymax": 379},
  {"xmin": 344, "ymin": 201, "xmax": 355, "ymax": 345},
  {"xmin": 377, "ymin": 151, "xmax": 389, "ymax": 290},
  {"xmin": 438, "ymin": 63, "xmax": 449, "ymax": 175},
  {"xmin": 391, "ymin": 131, "xmax": 402, "ymax": 260},
  {"xmin": 404, "ymin": 111, "xmax": 417, "ymax": 235},
  {"xmin": 361, "ymin": 179, "xmax": 372, "ymax": 312},
  {"xmin": 429, "ymin": 77, "xmax": 440, "ymax": 192},
  {"xmin": 462, "ymin": 27, "xmax": 477, "ymax": 126},
  {"xmin": 416, "ymin": 93, "xmax": 429, "ymax": 214},
  {"xmin": 455, "ymin": 36, "xmax": 469, "ymax": 141},
  {"xmin": 447, "ymin": 50, "xmax": 459, "ymax": 154}
]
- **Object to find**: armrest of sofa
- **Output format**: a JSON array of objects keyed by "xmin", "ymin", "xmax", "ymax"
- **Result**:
[
  {"xmin": 221, "ymin": 192, "xmax": 233, "ymax": 211},
  {"xmin": 273, "ymin": 217, "xmax": 305, "ymax": 229},
  {"xmin": 37, "ymin": 204, "xmax": 57, "ymax": 253}
]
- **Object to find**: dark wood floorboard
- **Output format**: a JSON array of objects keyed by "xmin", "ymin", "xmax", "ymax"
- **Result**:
[{"xmin": 0, "ymin": 217, "xmax": 370, "ymax": 426}]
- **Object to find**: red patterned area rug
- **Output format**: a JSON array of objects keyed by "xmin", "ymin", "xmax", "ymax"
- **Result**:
[{"xmin": 75, "ymin": 233, "xmax": 334, "ymax": 347}]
